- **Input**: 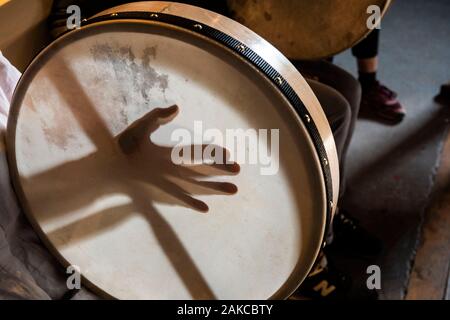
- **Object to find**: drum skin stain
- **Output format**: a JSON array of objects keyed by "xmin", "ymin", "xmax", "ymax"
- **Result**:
[
  {"xmin": 90, "ymin": 43, "xmax": 169, "ymax": 105},
  {"xmin": 25, "ymin": 94, "xmax": 77, "ymax": 151},
  {"xmin": 33, "ymin": 44, "xmax": 171, "ymax": 152},
  {"xmin": 41, "ymin": 126, "xmax": 76, "ymax": 151},
  {"xmin": 85, "ymin": 43, "xmax": 170, "ymax": 135}
]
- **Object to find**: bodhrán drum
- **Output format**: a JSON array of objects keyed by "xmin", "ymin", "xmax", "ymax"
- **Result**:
[{"xmin": 6, "ymin": 2, "xmax": 339, "ymax": 299}]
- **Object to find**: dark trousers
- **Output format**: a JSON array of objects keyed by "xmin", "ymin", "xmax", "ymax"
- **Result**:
[
  {"xmin": 292, "ymin": 60, "xmax": 362, "ymax": 200},
  {"xmin": 352, "ymin": 29, "xmax": 380, "ymax": 59},
  {"xmin": 292, "ymin": 61, "xmax": 362, "ymax": 265}
]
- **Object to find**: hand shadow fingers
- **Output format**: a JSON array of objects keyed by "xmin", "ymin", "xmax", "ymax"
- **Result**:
[
  {"xmin": 166, "ymin": 176, "xmax": 238, "ymax": 195},
  {"xmin": 118, "ymin": 105, "xmax": 179, "ymax": 154},
  {"xmin": 166, "ymin": 144, "xmax": 240, "ymax": 176},
  {"xmin": 151, "ymin": 177, "xmax": 210, "ymax": 213},
  {"xmin": 168, "ymin": 144, "xmax": 231, "ymax": 163}
]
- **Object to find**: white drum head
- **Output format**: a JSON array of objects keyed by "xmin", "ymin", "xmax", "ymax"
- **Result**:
[{"xmin": 7, "ymin": 6, "xmax": 333, "ymax": 300}]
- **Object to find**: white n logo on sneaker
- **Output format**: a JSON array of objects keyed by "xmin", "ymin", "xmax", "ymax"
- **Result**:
[{"xmin": 313, "ymin": 280, "xmax": 336, "ymax": 297}]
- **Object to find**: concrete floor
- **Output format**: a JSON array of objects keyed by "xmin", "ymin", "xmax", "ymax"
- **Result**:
[
  {"xmin": 406, "ymin": 126, "xmax": 450, "ymax": 300},
  {"xmin": 332, "ymin": 0, "xmax": 450, "ymax": 299}
]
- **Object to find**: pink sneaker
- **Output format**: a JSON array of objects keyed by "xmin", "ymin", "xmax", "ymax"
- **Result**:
[{"xmin": 360, "ymin": 81, "xmax": 406, "ymax": 124}]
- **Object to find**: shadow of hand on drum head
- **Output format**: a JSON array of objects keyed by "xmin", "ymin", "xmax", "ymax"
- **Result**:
[
  {"xmin": 116, "ymin": 104, "xmax": 240, "ymax": 212},
  {"xmin": 20, "ymin": 56, "xmax": 242, "ymax": 299}
]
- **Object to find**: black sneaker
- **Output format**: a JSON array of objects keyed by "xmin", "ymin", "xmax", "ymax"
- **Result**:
[
  {"xmin": 290, "ymin": 254, "xmax": 351, "ymax": 301},
  {"xmin": 435, "ymin": 83, "xmax": 450, "ymax": 106},
  {"xmin": 328, "ymin": 212, "xmax": 383, "ymax": 258}
]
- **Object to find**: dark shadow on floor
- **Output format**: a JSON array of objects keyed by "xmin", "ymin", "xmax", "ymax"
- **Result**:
[{"xmin": 329, "ymin": 105, "xmax": 450, "ymax": 299}]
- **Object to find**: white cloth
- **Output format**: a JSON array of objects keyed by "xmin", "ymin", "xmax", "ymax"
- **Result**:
[{"xmin": 0, "ymin": 52, "xmax": 20, "ymax": 130}]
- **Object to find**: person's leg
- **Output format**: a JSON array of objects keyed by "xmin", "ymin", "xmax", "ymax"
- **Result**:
[
  {"xmin": 352, "ymin": 29, "xmax": 406, "ymax": 123},
  {"xmin": 352, "ymin": 29, "xmax": 380, "ymax": 74},
  {"xmin": 292, "ymin": 60, "xmax": 361, "ymax": 197},
  {"xmin": 292, "ymin": 80, "xmax": 353, "ymax": 300},
  {"xmin": 306, "ymin": 78, "xmax": 352, "ymax": 198},
  {"xmin": 307, "ymin": 80, "xmax": 352, "ymax": 164},
  {"xmin": 352, "ymin": 29, "xmax": 380, "ymax": 89},
  {"xmin": 293, "ymin": 60, "xmax": 382, "ymax": 257}
]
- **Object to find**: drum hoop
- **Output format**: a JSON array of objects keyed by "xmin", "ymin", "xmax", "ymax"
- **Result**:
[{"xmin": 6, "ymin": 12, "xmax": 334, "ymax": 300}]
